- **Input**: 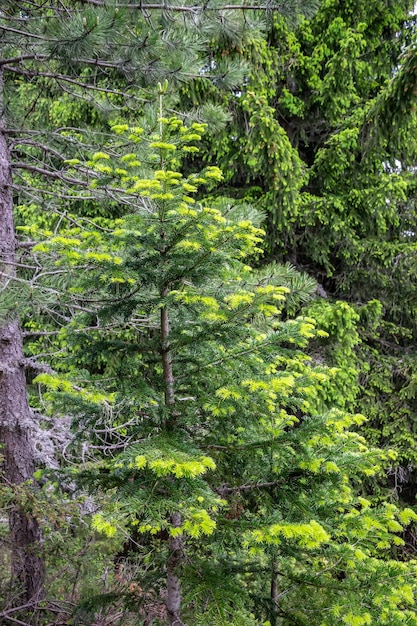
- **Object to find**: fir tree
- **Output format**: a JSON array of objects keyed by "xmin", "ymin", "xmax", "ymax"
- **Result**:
[
  {"xmin": 0, "ymin": 0, "xmax": 320, "ymax": 612},
  {"xmin": 30, "ymin": 106, "xmax": 417, "ymax": 626},
  {"xmin": 0, "ymin": 0, "xmax": 320, "ymax": 616}
]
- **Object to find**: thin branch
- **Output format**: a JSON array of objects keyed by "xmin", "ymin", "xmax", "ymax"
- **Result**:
[
  {"xmin": 22, "ymin": 329, "xmax": 61, "ymax": 336},
  {"xmin": 216, "ymin": 479, "xmax": 285, "ymax": 494},
  {"xmin": 0, "ymin": 259, "xmax": 39, "ymax": 270},
  {"xmin": 21, "ymin": 356, "xmax": 55, "ymax": 374},
  {"xmin": 77, "ymin": 1, "xmax": 286, "ymax": 11},
  {"xmin": 0, "ymin": 602, "xmax": 39, "ymax": 618},
  {"xmin": 0, "ymin": 25, "xmax": 50, "ymax": 41},
  {"xmin": 4, "ymin": 65, "xmax": 150, "ymax": 102},
  {"xmin": 10, "ymin": 138, "xmax": 68, "ymax": 161},
  {"xmin": 16, "ymin": 241, "xmax": 37, "ymax": 249},
  {"xmin": 2, "ymin": 55, "xmax": 135, "ymax": 71},
  {"xmin": 0, "ymin": 54, "xmax": 48, "ymax": 67},
  {"xmin": 0, "ymin": 615, "xmax": 31, "ymax": 626},
  {"xmin": 12, "ymin": 161, "xmax": 90, "ymax": 186}
]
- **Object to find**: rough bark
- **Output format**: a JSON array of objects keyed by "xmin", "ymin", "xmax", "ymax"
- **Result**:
[{"xmin": 0, "ymin": 67, "xmax": 44, "ymax": 604}]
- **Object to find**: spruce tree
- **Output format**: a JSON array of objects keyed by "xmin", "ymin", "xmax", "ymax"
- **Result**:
[{"xmin": 178, "ymin": 0, "xmax": 417, "ymax": 508}]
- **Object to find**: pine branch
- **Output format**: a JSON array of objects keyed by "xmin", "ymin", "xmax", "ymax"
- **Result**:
[{"xmin": 76, "ymin": 0, "xmax": 317, "ymax": 12}]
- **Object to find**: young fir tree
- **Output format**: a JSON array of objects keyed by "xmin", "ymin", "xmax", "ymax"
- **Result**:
[
  {"xmin": 30, "ymin": 106, "xmax": 417, "ymax": 626},
  {"xmin": 0, "ymin": 0, "xmax": 320, "ymax": 607}
]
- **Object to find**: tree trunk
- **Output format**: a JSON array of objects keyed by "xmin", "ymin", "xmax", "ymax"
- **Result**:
[
  {"xmin": 160, "ymin": 290, "xmax": 185, "ymax": 625},
  {"xmin": 0, "ymin": 68, "xmax": 44, "ymax": 604},
  {"xmin": 270, "ymin": 558, "xmax": 279, "ymax": 626},
  {"xmin": 166, "ymin": 512, "xmax": 185, "ymax": 626},
  {"xmin": 161, "ymin": 293, "xmax": 175, "ymax": 408}
]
